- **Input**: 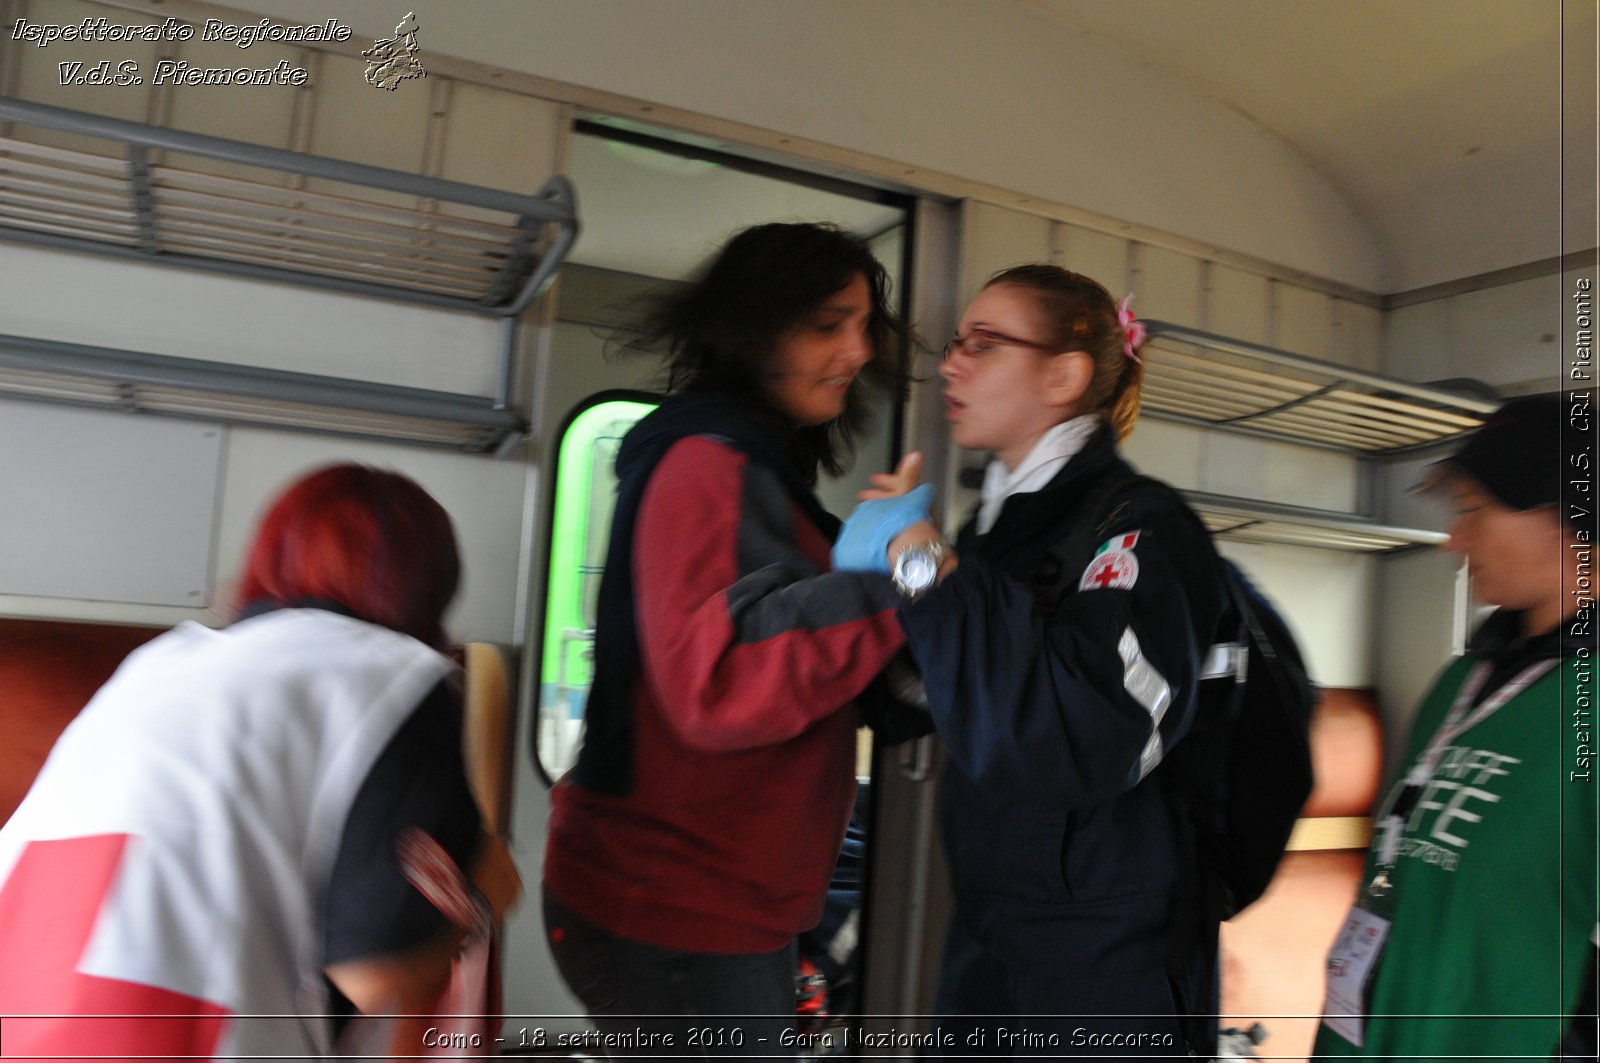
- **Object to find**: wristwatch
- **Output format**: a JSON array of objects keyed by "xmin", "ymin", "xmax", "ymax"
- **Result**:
[{"xmin": 892, "ymin": 541, "xmax": 945, "ymax": 600}]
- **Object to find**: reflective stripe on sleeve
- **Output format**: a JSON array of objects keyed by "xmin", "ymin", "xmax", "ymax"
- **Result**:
[{"xmin": 1119, "ymin": 627, "xmax": 1173, "ymax": 780}]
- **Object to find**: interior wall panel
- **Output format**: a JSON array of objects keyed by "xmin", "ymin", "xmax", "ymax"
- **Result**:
[
  {"xmin": 8, "ymin": 0, "xmax": 161, "ymax": 141},
  {"xmin": 1207, "ymin": 263, "xmax": 1270, "ymax": 345},
  {"xmin": 1376, "ymin": 451, "xmax": 1451, "ymax": 531},
  {"xmin": 0, "ymin": 397, "xmax": 221, "ymax": 610},
  {"xmin": 1130, "ymin": 243, "xmax": 1203, "ymax": 329},
  {"xmin": 304, "ymin": 53, "xmax": 432, "ymax": 205},
  {"xmin": 1055, "ymin": 222, "xmax": 1128, "ymax": 296},
  {"xmin": 1195, "ymin": 432, "xmax": 1359, "ymax": 513},
  {"xmin": 439, "ymin": 84, "xmax": 563, "ymax": 195},
  {"xmin": 161, "ymin": 37, "xmax": 304, "ymax": 184},
  {"xmin": 1219, "ymin": 540, "xmax": 1374, "ymax": 688},
  {"xmin": 216, "ymin": 427, "xmax": 530, "ymax": 644},
  {"xmin": 960, "ymin": 201, "xmax": 1053, "ymax": 296},
  {"xmin": 1273, "ymin": 280, "xmax": 1333, "ymax": 361},
  {"xmin": 1384, "ymin": 273, "xmax": 1566, "ymax": 394},
  {"xmin": 1383, "ymin": 294, "xmax": 1454, "ymax": 384},
  {"xmin": 1121, "ymin": 418, "xmax": 1206, "ymax": 491},
  {"xmin": 1374, "ymin": 548, "xmax": 1463, "ymax": 781},
  {"xmin": 1259, "ymin": 438, "xmax": 1362, "ymax": 513},
  {"xmin": 0, "ymin": 243, "xmax": 504, "ymax": 393},
  {"xmin": 1332, "ymin": 297, "xmax": 1384, "ymax": 373}
]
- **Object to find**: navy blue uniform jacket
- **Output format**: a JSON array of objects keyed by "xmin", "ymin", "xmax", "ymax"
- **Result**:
[{"xmin": 899, "ymin": 428, "xmax": 1230, "ymax": 978}]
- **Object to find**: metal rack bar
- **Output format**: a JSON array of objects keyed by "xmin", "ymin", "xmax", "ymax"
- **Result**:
[
  {"xmin": 1141, "ymin": 320, "xmax": 1497, "ymax": 458},
  {"xmin": 0, "ymin": 97, "xmax": 568, "ymax": 225},
  {"xmin": 126, "ymin": 146, "xmax": 157, "ymax": 253},
  {"xmin": 0, "ymin": 333, "xmax": 528, "ymax": 454},
  {"xmin": 0, "ymin": 96, "xmax": 578, "ymax": 315},
  {"xmin": 0, "ymin": 95, "xmax": 578, "ymax": 454},
  {"xmin": 0, "ymin": 222, "xmax": 506, "ymax": 312},
  {"xmin": 1145, "ymin": 322, "xmax": 1501, "ymax": 412},
  {"xmin": 1185, "ymin": 489, "xmax": 1447, "ymax": 554}
]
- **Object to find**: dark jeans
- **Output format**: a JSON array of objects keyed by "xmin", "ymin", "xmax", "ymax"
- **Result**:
[{"xmin": 543, "ymin": 890, "xmax": 798, "ymax": 1061}]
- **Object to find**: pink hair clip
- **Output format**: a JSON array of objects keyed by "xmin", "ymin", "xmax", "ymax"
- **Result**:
[{"xmin": 1116, "ymin": 294, "xmax": 1146, "ymax": 364}]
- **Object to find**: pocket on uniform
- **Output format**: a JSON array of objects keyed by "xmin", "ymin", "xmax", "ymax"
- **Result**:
[{"xmin": 1055, "ymin": 809, "xmax": 1078, "ymax": 898}]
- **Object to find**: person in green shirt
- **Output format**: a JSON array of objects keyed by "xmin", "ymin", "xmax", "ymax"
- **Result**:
[{"xmin": 1313, "ymin": 393, "xmax": 1597, "ymax": 1061}]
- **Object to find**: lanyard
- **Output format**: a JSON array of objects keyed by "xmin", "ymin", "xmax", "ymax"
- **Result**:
[{"xmin": 1366, "ymin": 657, "xmax": 1557, "ymax": 897}]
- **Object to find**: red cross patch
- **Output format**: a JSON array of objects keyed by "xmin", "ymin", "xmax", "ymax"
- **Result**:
[{"xmin": 1079, "ymin": 532, "xmax": 1142, "ymax": 591}]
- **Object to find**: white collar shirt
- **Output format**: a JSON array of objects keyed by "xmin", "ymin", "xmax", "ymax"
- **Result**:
[{"xmin": 975, "ymin": 414, "xmax": 1102, "ymax": 535}]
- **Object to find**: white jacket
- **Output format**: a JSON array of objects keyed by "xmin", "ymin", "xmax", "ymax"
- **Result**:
[{"xmin": 0, "ymin": 608, "xmax": 450, "ymax": 1061}]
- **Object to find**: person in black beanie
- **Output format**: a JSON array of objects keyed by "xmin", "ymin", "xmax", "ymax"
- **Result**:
[{"xmin": 1313, "ymin": 393, "xmax": 1597, "ymax": 1061}]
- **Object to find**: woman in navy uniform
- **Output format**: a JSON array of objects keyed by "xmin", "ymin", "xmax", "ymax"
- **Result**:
[{"xmin": 834, "ymin": 265, "xmax": 1232, "ymax": 1057}]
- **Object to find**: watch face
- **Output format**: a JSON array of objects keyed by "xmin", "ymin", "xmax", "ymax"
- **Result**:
[
  {"xmin": 896, "ymin": 548, "xmax": 938, "ymax": 592},
  {"xmin": 902, "ymin": 552, "xmax": 938, "ymax": 587}
]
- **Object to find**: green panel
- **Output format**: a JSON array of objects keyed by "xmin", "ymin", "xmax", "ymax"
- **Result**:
[{"xmin": 537, "ymin": 397, "xmax": 655, "ymax": 779}]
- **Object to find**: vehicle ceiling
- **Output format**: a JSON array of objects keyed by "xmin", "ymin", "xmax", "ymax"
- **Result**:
[
  {"xmin": 15, "ymin": 0, "xmax": 1596, "ymax": 295},
  {"xmin": 1030, "ymin": 0, "xmax": 1592, "ymax": 293},
  {"xmin": 552, "ymin": 0, "xmax": 1595, "ymax": 294}
]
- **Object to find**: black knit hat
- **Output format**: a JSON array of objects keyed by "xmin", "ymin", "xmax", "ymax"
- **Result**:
[{"xmin": 1426, "ymin": 394, "xmax": 1563, "ymax": 511}]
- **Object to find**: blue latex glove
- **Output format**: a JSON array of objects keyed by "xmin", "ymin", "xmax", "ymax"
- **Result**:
[{"xmin": 831, "ymin": 484, "xmax": 935, "ymax": 574}]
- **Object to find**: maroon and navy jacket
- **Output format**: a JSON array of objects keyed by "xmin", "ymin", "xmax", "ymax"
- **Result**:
[{"xmin": 544, "ymin": 393, "xmax": 909, "ymax": 953}]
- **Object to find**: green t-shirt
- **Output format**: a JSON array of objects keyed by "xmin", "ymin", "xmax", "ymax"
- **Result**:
[{"xmin": 1313, "ymin": 654, "xmax": 1596, "ymax": 1060}]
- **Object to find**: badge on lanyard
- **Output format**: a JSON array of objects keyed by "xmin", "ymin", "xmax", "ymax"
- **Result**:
[
  {"xmin": 1321, "ymin": 905, "xmax": 1392, "ymax": 1047},
  {"xmin": 1320, "ymin": 657, "xmax": 1556, "ymax": 1047}
]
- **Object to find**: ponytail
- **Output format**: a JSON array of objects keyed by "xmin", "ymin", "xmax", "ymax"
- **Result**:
[{"xmin": 1107, "ymin": 355, "xmax": 1143, "ymax": 442}]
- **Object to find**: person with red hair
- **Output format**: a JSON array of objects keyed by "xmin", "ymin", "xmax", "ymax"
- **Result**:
[
  {"xmin": 0, "ymin": 463, "xmax": 519, "ymax": 1060},
  {"xmin": 234, "ymin": 462, "xmax": 463, "ymax": 649}
]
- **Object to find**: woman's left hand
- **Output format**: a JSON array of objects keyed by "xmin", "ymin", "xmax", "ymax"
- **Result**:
[{"xmin": 859, "ymin": 451, "xmax": 923, "ymax": 500}]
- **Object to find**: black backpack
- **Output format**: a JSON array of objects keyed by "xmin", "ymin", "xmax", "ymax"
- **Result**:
[
  {"xmin": 1037, "ymin": 469, "xmax": 1316, "ymax": 909},
  {"xmin": 1034, "ymin": 469, "xmax": 1316, "ymax": 1055},
  {"xmin": 1197, "ymin": 558, "xmax": 1318, "ymax": 914}
]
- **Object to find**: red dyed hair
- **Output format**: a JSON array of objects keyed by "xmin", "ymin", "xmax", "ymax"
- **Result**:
[{"xmin": 233, "ymin": 464, "xmax": 460, "ymax": 648}]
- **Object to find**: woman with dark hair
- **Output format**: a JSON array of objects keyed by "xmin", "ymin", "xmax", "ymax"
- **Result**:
[
  {"xmin": 541, "ymin": 222, "xmax": 921, "ymax": 1046},
  {"xmin": 0, "ymin": 464, "xmax": 519, "ymax": 1060},
  {"xmin": 833, "ymin": 265, "xmax": 1234, "ymax": 1055}
]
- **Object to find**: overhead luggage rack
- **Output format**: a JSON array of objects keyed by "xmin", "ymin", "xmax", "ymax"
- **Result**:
[
  {"xmin": 1140, "ymin": 322, "xmax": 1497, "ymax": 457},
  {"xmin": 1184, "ymin": 491, "xmax": 1448, "ymax": 554},
  {"xmin": 0, "ymin": 96, "xmax": 581, "ymax": 454},
  {"xmin": 0, "ymin": 96, "xmax": 576, "ymax": 315},
  {"xmin": 0, "ymin": 333, "xmax": 526, "ymax": 453}
]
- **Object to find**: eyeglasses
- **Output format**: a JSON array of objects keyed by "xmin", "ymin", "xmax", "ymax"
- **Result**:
[{"xmin": 943, "ymin": 327, "xmax": 1059, "ymax": 361}]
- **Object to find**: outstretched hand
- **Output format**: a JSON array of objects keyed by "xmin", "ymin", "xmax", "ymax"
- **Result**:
[
  {"xmin": 859, "ymin": 451, "xmax": 924, "ymax": 500},
  {"xmin": 833, "ymin": 483, "xmax": 936, "ymax": 574}
]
